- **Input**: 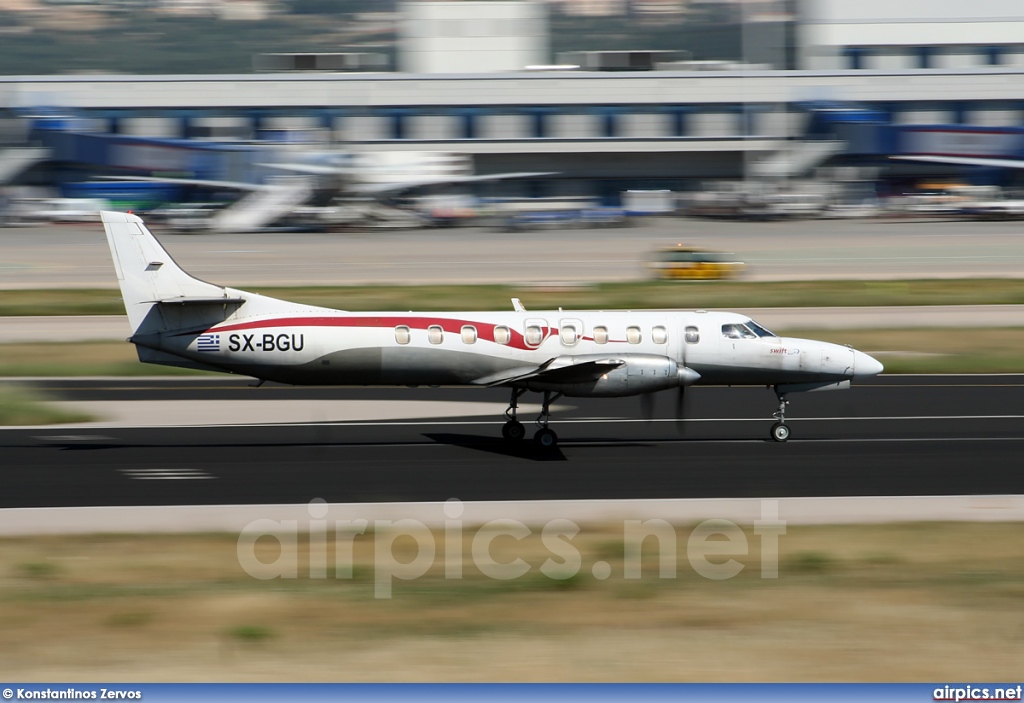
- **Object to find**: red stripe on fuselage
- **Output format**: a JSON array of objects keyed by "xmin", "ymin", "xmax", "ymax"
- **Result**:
[{"xmin": 209, "ymin": 316, "xmax": 555, "ymax": 352}]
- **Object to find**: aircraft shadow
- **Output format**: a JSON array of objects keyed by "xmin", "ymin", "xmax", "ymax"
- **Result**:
[{"xmin": 422, "ymin": 433, "xmax": 568, "ymax": 461}]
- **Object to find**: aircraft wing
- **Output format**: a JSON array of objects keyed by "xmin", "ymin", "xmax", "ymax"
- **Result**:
[
  {"xmin": 350, "ymin": 172, "xmax": 554, "ymax": 196},
  {"xmin": 148, "ymin": 296, "xmax": 246, "ymax": 306},
  {"xmin": 472, "ymin": 357, "xmax": 625, "ymax": 388},
  {"xmin": 261, "ymin": 163, "xmax": 553, "ymax": 193},
  {"xmin": 102, "ymin": 175, "xmax": 274, "ymax": 192},
  {"xmin": 891, "ymin": 155, "xmax": 1024, "ymax": 170},
  {"xmin": 259, "ymin": 163, "xmax": 361, "ymax": 177}
]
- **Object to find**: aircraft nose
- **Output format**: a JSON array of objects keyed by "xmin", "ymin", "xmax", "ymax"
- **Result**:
[{"xmin": 853, "ymin": 350, "xmax": 884, "ymax": 378}]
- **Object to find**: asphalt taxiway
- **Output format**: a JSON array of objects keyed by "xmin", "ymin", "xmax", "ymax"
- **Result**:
[{"xmin": 2, "ymin": 375, "xmax": 1022, "ymax": 508}]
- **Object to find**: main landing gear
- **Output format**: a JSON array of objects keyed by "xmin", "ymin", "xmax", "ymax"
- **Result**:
[
  {"xmin": 533, "ymin": 390, "xmax": 562, "ymax": 448},
  {"xmin": 770, "ymin": 387, "xmax": 791, "ymax": 442},
  {"xmin": 502, "ymin": 388, "xmax": 562, "ymax": 449},
  {"xmin": 502, "ymin": 388, "xmax": 527, "ymax": 441}
]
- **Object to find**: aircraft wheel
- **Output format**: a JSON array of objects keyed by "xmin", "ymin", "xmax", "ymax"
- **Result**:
[
  {"xmin": 770, "ymin": 422, "xmax": 790, "ymax": 442},
  {"xmin": 533, "ymin": 428, "xmax": 558, "ymax": 449},
  {"xmin": 502, "ymin": 420, "xmax": 526, "ymax": 441}
]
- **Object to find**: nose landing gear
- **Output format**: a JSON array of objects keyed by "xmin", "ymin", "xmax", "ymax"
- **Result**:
[{"xmin": 770, "ymin": 388, "xmax": 790, "ymax": 442}]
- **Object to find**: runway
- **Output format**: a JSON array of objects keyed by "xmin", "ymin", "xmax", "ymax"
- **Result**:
[{"xmin": 2, "ymin": 375, "xmax": 1023, "ymax": 508}]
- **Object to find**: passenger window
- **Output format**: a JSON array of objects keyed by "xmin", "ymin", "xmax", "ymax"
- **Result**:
[
  {"xmin": 685, "ymin": 326, "xmax": 700, "ymax": 344},
  {"xmin": 560, "ymin": 323, "xmax": 578, "ymax": 346},
  {"xmin": 652, "ymin": 326, "xmax": 667, "ymax": 344},
  {"xmin": 626, "ymin": 326, "xmax": 642, "ymax": 344},
  {"xmin": 461, "ymin": 325, "xmax": 477, "ymax": 344},
  {"xmin": 427, "ymin": 325, "xmax": 443, "ymax": 345},
  {"xmin": 395, "ymin": 326, "xmax": 411, "ymax": 345},
  {"xmin": 593, "ymin": 326, "xmax": 608, "ymax": 344},
  {"xmin": 493, "ymin": 325, "xmax": 511, "ymax": 345},
  {"xmin": 525, "ymin": 324, "xmax": 543, "ymax": 346}
]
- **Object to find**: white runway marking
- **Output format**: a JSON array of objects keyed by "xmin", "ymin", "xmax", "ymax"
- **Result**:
[
  {"xmin": 287, "ymin": 437, "xmax": 1024, "ymax": 449},
  {"xmin": 583, "ymin": 415, "xmax": 1024, "ymax": 423},
  {"xmin": 120, "ymin": 468, "xmax": 216, "ymax": 480},
  {"xmin": 308, "ymin": 414, "xmax": 1024, "ymax": 426},
  {"xmin": 33, "ymin": 434, "xmax": 113, "ymax": 441}
]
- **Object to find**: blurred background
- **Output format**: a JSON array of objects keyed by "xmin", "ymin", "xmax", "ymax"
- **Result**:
[{"xmin": 2, "ymin": 0, "xmax": 1024, "ymax": 232}]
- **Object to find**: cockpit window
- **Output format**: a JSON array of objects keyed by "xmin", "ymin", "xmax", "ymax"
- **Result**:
[
  {"xmin": 722, "ymin": 321, "xmax": 777, "ymax": 340},
  {"xmin": 722, "ymin": 323, "xmax": 757, "ymax": 340},
  {"xmin": 747, "ymin": 320, "xmax": 777, "ymax": 338}
]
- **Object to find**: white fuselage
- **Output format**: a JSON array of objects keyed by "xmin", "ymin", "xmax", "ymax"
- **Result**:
[{"xmin": 138, "ymin": 306, "xmax": 879, "ymax": 393}]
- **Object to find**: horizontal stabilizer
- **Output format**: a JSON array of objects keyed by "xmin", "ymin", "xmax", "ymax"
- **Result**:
[
  {"xmin": 134, "ymin": 346, "xmax": 236, "ymax": 374},
  {"xmin": 149, "ymin": 296, "xmax": 246, "ymax": 306}
]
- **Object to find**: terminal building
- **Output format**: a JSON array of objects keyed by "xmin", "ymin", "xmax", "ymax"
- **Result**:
[
  {"xmin": 2, "ymin": 0, "xmax": 1024, "ymax": 201},
  {"xmin": 798, "ymin": 0, "xmax": 1024, "ymax": 70}
]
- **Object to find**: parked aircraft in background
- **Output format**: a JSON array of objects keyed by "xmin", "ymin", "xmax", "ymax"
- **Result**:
[
  {"xmin": 100, "ymin": 211, "xmax": 883, "ymax": 446},
  {"xmin": 891, "ymin": 125, "xmax": 1024, "ymax": 188},
  {"xmin": 893, "ymin": 154, "xmax": 1024, "ymax": 170},
  {"xmin": 111, "ymin": 151, "xmax": 549, "ymax": 232}
]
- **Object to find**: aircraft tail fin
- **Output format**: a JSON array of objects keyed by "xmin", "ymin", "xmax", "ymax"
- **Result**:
[{"xmin": 101, "ymin": 211, "xmax": 242, "ymax": 335}]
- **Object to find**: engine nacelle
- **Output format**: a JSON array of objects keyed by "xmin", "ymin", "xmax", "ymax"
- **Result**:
[{"xmin": 526, "ymin": 354, "xmax": 700, "ymax": 398}]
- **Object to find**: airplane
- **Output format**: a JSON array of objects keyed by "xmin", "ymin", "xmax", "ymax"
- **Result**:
[
  {"xmin": 889, "ymin": 124, "xmax": 1024, "ymax": 172},
  {"xmin": 109, "ymin": 151, "xmax": 550, "ymax": 233},
  {"xmin": 99, "ymin": 210, "xmax": 884, "ymax": 446},
  {"xmin": 892, "ymin": 154, "xmax": 1024, "ymax": 170}
]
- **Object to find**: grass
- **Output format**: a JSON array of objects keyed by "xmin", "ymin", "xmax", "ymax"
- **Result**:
[
  {"xmin": 0, "ymin": 343, "xmax": 214, "ymax": 378},
  {"xmin": 105, "ymin": 612, "xmax": 155, "ymax": 628},
  {"xmin": 0, "ymin": 384, "xmax": 94, "ymax": 425},
  {"xmin": 225, "ymin": 625, "xmax": 275, "ymax": 643},
  {"xmin": 0, "ymin": 524, "xmax": 1022, "ymax": 681},
  {"xmin": 0, "ymin": 290, "xmax": 128, "ymax": 318},
  {"xmin": 788, "ymin": 551, "xmax": 837, "ymax": 574},
  {"xmin": 7, "ymin": 279, "xmax": 1024, "ymax": 317},
  {"xmin": 18, "ymin": 561, "xmax": 62, "ymax": 580}
]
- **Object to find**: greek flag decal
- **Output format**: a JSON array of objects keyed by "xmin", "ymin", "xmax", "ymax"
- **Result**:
[{"xmin": 197, "ymin": 333, "xmax": 220, "ymax": 352}]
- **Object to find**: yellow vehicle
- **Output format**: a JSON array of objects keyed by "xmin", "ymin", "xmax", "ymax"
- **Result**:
[{"xmin": 649, "ymin": 246, "xmax": 746, "ymax": 280}]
